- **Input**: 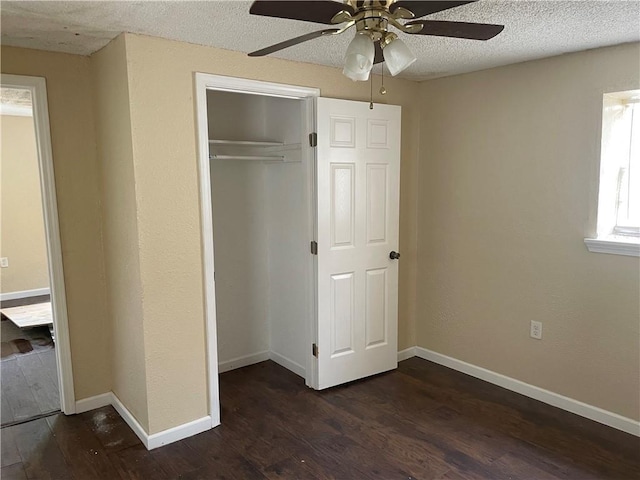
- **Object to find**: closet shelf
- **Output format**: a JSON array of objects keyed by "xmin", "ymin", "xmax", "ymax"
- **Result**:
[
  {"xmin": 209, "ymin": 139, "xmax": 283, "ymax": 147},
  {"xmin": 211, "ymin": 154, "xmax": 285, "ymax": 161}
]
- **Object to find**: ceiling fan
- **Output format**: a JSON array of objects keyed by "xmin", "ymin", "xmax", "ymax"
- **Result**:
[{"xmin": 248, "ymin": 0, "xmax": 504, "ymax": 81}]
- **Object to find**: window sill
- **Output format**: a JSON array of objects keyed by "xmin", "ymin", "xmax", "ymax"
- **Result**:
[{"xmin": 584, "ymin": 237, "xmax": 640, "ymax": 257}]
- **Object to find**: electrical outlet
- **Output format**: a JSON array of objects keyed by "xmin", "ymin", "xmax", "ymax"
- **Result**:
[
  {"xmin": 530, "ymin": 320, "xmax": 542, "ymax": 340},
  {"xmin": 0, "ymin": 257, "xmax": 8, "ymax": 268}
]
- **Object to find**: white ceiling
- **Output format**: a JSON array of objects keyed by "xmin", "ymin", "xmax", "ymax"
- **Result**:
[{"xmin": 1, "ymin": 0, "xmax": 639, "ymax": 81}]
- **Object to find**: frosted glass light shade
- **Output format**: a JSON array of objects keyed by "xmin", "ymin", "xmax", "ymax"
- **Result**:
[
  {"xmin": 343, "ymin": 33, "xmax": 375, "ymax": 81},
  {"xmin": 382, "ymin": 37, "xmax": 416, "ymax": 76}
]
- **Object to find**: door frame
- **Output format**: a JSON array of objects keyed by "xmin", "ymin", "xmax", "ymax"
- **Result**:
[
  {"xmin": 0, "ymin": 74, "xmax": 76, "ymax": 414},
  {"xmin": 194, "ymin": 73, "xmax": 319, "ymax": 427}
]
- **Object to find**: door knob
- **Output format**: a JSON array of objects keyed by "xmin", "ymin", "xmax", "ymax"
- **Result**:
[{"xmin": 389, "ymin": 251, "xmax": 401, "ymax": 260}]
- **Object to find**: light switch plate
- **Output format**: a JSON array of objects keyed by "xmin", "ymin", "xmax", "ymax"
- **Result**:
[{"xmin": 0, "ymin": 257, "xmax": 8, "ymax": 268}]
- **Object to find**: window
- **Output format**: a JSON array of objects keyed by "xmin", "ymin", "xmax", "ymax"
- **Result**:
[{"xmin": 585, "ymin": 90, "xmax": 640, "ymax": 257}]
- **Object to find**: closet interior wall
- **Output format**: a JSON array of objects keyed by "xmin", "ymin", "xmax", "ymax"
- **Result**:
[{"xmin": 207, "ymin": 91, "xmax": 309, "ymax": 377}]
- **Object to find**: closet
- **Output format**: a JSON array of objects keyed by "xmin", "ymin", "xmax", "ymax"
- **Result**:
[
  {"xmin": 199, "ymin": 76, "xmax": 402, "ymax": 395},
  {"xmin": 207, "ymin": 90, "xmax": 312, "ymax": 379}
]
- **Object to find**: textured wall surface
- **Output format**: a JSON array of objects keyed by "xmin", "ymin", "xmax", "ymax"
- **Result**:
[
  {"xmin": 123, "ymin": 32, "xmax": 420, "ymax": 434},
  {"xmin": 91, "ymin": 35, "xmax": 149, "ymax": 430},
  {"xmin": 1, "ymin": 47, "xmax": 111, "ymax": 400},
  {"xmin": 2, "ymin": 33, "xmax": 637, "ymax": 437},
  {"xmin": 417, "ymin": 43, "xmax": 640, "ymax": 420},
  {"xmin": 0, "ymin": 114, "xmax": 49, "ymax": 293}
]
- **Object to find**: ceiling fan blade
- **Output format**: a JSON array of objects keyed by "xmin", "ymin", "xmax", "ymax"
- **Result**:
[
  {"xmin": 248, "ymin": 29, "xmax": 340, "ymax": 57},
  {"xmin": 405, "ymin": 20, "xmax": 504, "ymax": 40},
  {"xmin": 391, "ymin": 1, "xmax": 477, "ymax": 18},
  {"xmin": 250, "ymin": 1, "xmax": 354, "ymax": 25},
  {"xmin": 374, "ymin": 41, "xmax": 384, "ymax": 64}
]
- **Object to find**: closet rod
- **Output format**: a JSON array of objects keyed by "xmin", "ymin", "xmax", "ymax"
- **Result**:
[{"xmin": 210, "ymin": 154, "xmax": 285, "ymax": 161}]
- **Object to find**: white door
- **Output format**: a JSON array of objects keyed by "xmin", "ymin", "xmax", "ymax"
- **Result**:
[{"xmin": 315, "ymin": 97, "xmax": 401, "ymax": 389}]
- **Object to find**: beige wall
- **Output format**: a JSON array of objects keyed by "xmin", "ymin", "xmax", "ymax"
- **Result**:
[
  {"xmin": 0, "ymin": 114, "xmax": 49, "ymax": 293},
  {"xmin": 6, "ymin": 32, "xmax": 635, "ymax": 437},
  {"xmin": 417, "ymin": 43, "xmax": 640, "ymax": 420},
  {"xmin": 91, "ymin": 36, "xmax": 149, "ymax": 430},
  {"xmin": 123, "ymin": 33, "xmax": 420, "ymax": 433},
  {"xmin": 1, "ymin": 47, "xmax": 111, "ymax": 400}
]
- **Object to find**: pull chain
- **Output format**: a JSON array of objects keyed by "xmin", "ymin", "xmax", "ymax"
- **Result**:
[
  {"xmin": 380, "ymin": 64, "xmax": 387, "ymax": 95},
  {"xmin": 369, "ymin": 71, "xmax": 374, "ymax": 109}
]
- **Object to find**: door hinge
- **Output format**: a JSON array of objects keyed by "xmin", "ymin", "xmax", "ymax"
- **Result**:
[
  {"xmin": 310, "ymin": 241, "xmax": 318, "ymax": 255},
  {"xmin": 312, "ymin": 343, "xmax": 318, "ymax": 357},
  {"xmin": 309, "ymin": 132, "xmax": 317, "ymax": 147}
]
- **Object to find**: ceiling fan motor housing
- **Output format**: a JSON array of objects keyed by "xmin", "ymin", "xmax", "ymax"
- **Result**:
[
  {"xmin": 357, "ymin": 13, "xmax": 389, "ymax": 42},
  {"xmin": 336, "ymin": 0, "xmax": 422, "ymax": 44}
]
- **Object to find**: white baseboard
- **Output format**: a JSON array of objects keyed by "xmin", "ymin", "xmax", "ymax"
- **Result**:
[
  {"xmin": 218, "ymin": 351, "xmax": 270, "ymax": 374},
  {"xmin": 218, "ymin": 350, "xmax": 305, "ymax": 378},
  {"xmin": 414, "ymin": 347, "xmax": 640, "ymax": 437},
  {"xmin": 147, "ymin": 414, "xmax": 212, "ymax": 450},
  {"xmin": 110, "ymin": 393, "xmax": 150, "ymax": 448},
  {"xmin": 219, "ymin": 348, "xmax": 416, "ymax": 376},
  {"xmin": 75, "ymin": 392, "xmax": 213, "ymax": 450},
  {"xmin": 111, "ymin": 393, "xmax": 213, "ymax": 450},
  {"xmin": 397, "ymin": 347, "xmax": 417, "ymax": 362},
  {"xmin": 269, "ymin": 351, "xmax": 305, "ymax": 378},
  {"xmin": 75, "ymin": 393, "xmax": 112, "ymax": 414},
  {"xmin": 0, "ymin": 288, "xmax": 50, "ymax": 302}
]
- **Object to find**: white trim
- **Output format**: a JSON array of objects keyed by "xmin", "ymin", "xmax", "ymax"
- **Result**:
[
  {"xmin": 0, "ymin": 287, "xmax": 50, "ymax": 302},
  {"xmin": 75, "ymin": 392, "xmax": 213, "ymax": 450},
  {"xmin": 111, "ymin": 393, "xmax": 212, "ymax": 450},
  {"xmin": 1, "ymin": 74, "xmax": 75, "ymax": 414},
  {"xmin": 269, "ymin": 351, "xmax": 306, "ymax": 378},
  {"xmin": 218, "ymin": 351, "xmax": 270, "ymax": 374},
  {"xmin": 415, "ymin": 347, "xmax": 640, "ymax": 437},
  {"xmin": 217, "ymin": 350, "xmax": 306, "ymax": 378},
  {"xmin": 194, "ymin": 72, "xmax": 221, "ymax": 428},
  {"xmin": 584, "ymin": 237, "xmax": 640, "ymax": 257},
  {"xmin": 110, "ymin": 393, "xmax": 150, "ymax": 448},
  {"xmin": 0, "ymin": 103, "xmax": 33, "ymax": 117},
  {"xmin": 397, "ymin": 347, "xmax": 416, "ymax": 362},
  {"xmin": 75, "ymin": 393, "xmax": 112, "ymax": 414},
  {"xmin": 194, "ymin": 73, "xmax": 320, "ymax": 429},
  {"xmin": 196, "ymin": 74, "xmax": 320, "ymax": 99},
  {"xmin": 147, "ymin": 415, "xmax": 213, "ymax": 450}
]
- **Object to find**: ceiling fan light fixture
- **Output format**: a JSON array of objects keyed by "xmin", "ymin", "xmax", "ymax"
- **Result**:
[
  {"xmin": 381, "ymin": 34, "xmax": 416, "ymax": 77},
  {"xmin": 343, "ymin": 32, "xmax": 375, "ymax": 81}
]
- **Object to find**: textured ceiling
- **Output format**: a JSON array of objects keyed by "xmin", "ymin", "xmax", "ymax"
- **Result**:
[
  {"xmin": 1, "ymin": 1, "xmax": 639, "ymax": 81},
  {"xmin": 0, "ymin": 87, "xmax": 32, "ymax": 107}
]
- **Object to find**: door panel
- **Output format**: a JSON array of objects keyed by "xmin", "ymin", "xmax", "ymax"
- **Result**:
[
  {"xmin": 330, "ymin": 164, "xmax": 355, "ymax": 248},
  {"xmin": 330, "ymin": 272, "xmax": 355, "ymax": 356},
  {"xmin": 366, "ymin": 164, "xmax": 388, "ymax": 244},
  {"xmin": 365, "ymin": 267, "xmax": 387, "ymax": 348},
  {"xmin": 316, "ymin": 98, "xmax": 401, "ymax": 389}
]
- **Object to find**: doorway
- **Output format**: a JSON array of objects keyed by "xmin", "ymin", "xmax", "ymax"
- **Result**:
[
  {"xmin": 195, "ymin": 74, "xmax": 402, "ymax": 429},
  {"xmin": 0, "ymin": 75, "xmax": 74, "ymax": 426},
  {"xmin": 195, "ymin": 74, "xmax": 318, "ymax": 427}
]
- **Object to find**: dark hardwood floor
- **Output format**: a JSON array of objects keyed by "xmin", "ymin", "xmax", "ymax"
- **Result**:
[
  {"xmin": 1, "ymin": 349, "xmax": 60, "ymax": 426},
  {"xmin": 1, "ymin": 317, "xmax": 59, "ymax": 426},
  {"xmin": 1, "ymin": 358, "xmax": 638, "ymax": 479}
]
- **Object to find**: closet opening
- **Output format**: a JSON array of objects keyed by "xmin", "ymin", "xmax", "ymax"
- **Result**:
[{"xmin": 195, "ymin": 74, "xmax": 320, "ymax": 426}]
